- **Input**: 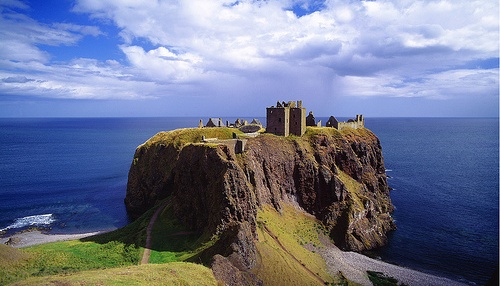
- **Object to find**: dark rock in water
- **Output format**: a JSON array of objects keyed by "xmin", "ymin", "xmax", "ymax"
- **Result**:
[{"xmin": 125, "ymin": 127, "xmax": 395, "ymax": 284}]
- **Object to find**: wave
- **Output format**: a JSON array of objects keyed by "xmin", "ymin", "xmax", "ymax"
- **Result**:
[{"xmin": 0, "ymin": 214, "xmax": 56, "ymax": 232}]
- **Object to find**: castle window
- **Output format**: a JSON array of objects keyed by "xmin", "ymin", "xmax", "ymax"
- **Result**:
[{"xmin": 278, "ymin": 118, "xmax": 281, "ymax": 123}]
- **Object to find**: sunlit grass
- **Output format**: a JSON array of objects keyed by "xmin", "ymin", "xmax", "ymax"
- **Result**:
[
  {"xmin": 253, "ymin": 204, "xmax": 334, "ymax": 285},
  {"xmin": 142, "ymin": 127, "xmax": 243, "ymax": 149},
  {"xmin": 10, "ymin": 262, "xmax": 217, "ymax": 286},
  {"xmin": 0, "ymin": 204, "xmax": 157, "ymax": 285}
]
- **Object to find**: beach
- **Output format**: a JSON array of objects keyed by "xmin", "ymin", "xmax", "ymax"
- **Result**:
[
  {"xmin": 313, "ymin": 235, "xmax": 470, "ymax": 286},
  {"xmin": 0, "ymin": 230, "xmax": 101, "ymax": 248}
]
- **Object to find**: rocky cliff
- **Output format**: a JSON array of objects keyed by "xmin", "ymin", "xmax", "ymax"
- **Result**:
[{"xmin": 125, "ymin": 126, "xmax": 395, "ymax": 283}]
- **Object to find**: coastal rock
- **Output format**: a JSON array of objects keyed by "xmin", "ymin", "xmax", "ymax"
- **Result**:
[{"xmin": 125, "ymin": 127, "xmax": 395, "ymax": 281}]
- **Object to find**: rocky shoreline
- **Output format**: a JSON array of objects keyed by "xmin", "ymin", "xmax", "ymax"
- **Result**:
[
  {"xmin": 313, "ymin": 234, "xmax": 469, "ymax": 286},
  {"xmin": 0, "ymin": 230, "xmax": 101, "ymax": 248}
]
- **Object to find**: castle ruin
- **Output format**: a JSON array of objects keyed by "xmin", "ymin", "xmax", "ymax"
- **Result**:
[
  {"xmin": 326, "ymin": 115, "xmax": 364, "ymax": 130},
  {"xmin": 200, "ymin": 101, "xmax": 364, "ymax": 138},
  {"xmin": 266, "ymin": 100, "xmax": 364, "ymax": 136},
  {"xmin": 266, "ymin": 100, "xmax": 306, "ymax": 136}
]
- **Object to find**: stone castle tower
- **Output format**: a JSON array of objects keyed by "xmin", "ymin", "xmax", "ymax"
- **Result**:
[{"xmin": 266, "ymin": 100, "xmax": 306, "ymax": 136}]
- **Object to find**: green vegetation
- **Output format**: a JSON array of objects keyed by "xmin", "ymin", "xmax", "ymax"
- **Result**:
[
  {"xmin": 367, "ymin": 271, "xmax": 399, "ymax": 286},
  {"xmin": 0, "ymin": 244, "xmax": 29, "ymax": 265},
  {"xmin": 0, "ymin": 203, "xmax": 154, "ymax": 285},
  {"xmin": 254, "ymin": 204, "xmax": 338, "ymax": 285},
  {"xmin": 339, "ymin": 126, "xmax": 373, "ymax": 138},
  {"xmin": 142, "ymin": 127, "xmax": 243, "ymax": 149},
  {"xmin": 303, "ymin": 126, "xmax": 342, "ymax": 139},
  {"xmin": 0, "ymin": 199, "xmax": 220, "ymax": 285},
  {"xmin": 1, "ymin": 240, "xmax": 140, "ymax": 285},
  {"xmin": 10, "ymin": 262, "xmax": 217, "ymax": 286},
  {"xmin": 147, "ymin": 201, "xmax": 215, "ymax": 264}
]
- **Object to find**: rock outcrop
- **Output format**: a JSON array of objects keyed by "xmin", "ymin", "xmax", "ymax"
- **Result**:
[{"xmin": 125, "ymin": 127, "xmax": 395, "ymax": 284}]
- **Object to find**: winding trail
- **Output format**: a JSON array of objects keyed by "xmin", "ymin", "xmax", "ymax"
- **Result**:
[
  {"xmin": 262, "ymin": 225, "xmax": 326, "ymax": 285},
  {"xmin": 140, "ymin": 200, "xmax": 169, "ymax": 265}
]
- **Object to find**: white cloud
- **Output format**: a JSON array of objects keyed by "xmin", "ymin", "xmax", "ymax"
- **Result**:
[
  {"xmin": 0, "ymin": 1, "xmax": 104, "ymax": 62},
  {"xmin": 75, "ymin": 0, "xmax": 498, "ymax": 69},
  {"xmin": 0, "ymin": 0, "xmax": 498, "ymax": 116},
  {"xmin": 335, "ymin": 68, "xmax": 499, "ymax": 100},
  {"xmin": 120, "ymin": 45, "xmax": 204, "ymax": 82}
]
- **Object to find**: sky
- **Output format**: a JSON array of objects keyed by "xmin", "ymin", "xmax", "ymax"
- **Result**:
[{"xmin": 0, "ymin": 0, "xmax": 498, "ymax": 117}]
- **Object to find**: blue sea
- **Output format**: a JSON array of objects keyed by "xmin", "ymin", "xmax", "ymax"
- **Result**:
[{"xmin": 0, "ymin": 117, "xmax": 498, "ymax": 285}]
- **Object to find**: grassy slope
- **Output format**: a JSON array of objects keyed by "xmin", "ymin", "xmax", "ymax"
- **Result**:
[
  {"xmin": 148, "ymin": 200, "xmax": 216, "ymax": 264},
  {"xmin": 253, "ymin": 204, "xmax": 341, "ymax": 285},
  {"xmin": 1, "ymin": 202, "xmax": 348, "ymax": 286},
  {"xmin": 9, "ymin": 263, "xmax": 217, "ymax": 286},
  {"xmin": 0, "ymin": 199, "xmax": 219, "ymax": 285},
  {"xmin": 0, "ymin": 206, "xmax": 151, "ymax": 285}
]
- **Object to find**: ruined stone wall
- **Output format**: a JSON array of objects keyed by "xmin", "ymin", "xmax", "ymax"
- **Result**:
[
  {"xmin": 266, "ymin": 107, "xmax": 289, "ymax": 136},
  {"xmin": 338, "ymin": 121, "xmax": 362, "ymax": 130},
  {"xmin": 338, "ymin": 115, "xmax": 364, "ymax": 130},
  {"xmin": 289, "ymin": 106, "xmax": 306, "ymax": 136}
]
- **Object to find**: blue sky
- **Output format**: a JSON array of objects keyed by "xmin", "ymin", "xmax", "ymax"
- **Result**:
[{"xmin": 0, "ymin": 0, "xmax": 498, "ymax": 117}]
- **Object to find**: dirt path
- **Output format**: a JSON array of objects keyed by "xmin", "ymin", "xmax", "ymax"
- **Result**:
[
  {"xmin": 140, "ymin": 200, "xmax": 169, "ymax": 265},
  {"xmin": 262, "ymin": 225, "xmax": 326, "ymax": 285}
]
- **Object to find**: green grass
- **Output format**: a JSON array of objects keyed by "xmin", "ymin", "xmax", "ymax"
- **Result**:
[
  {"xmin": 142, "ymin": 127, "xmax": 243, "ymax": 149},
  {"xmin": 0, "ymin": 240, "xmax": 140, "ymax": 285},
  {"xmin": 10, "ymin": 262, "xmax": 217, "ymax": 286},
  {"xmin": 367, "ymin": 271, "xmax": 399, "ymax": 286},
  {"xmin": 147, "ymin": 200, "xmax": 220, "ymax": 264},
  {"xmin": 253, "ymin": 204, "xmax": 335, "ymax": 285},
  {"xmin": 0, "ymin": 203, "xmax": 160, "ymax": 285},
  {"xmin": 0, "ymin": 198, "xmax": 220, "ymax": 285}
]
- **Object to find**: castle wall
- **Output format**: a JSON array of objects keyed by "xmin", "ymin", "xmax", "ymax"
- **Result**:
[
  {"xmin": 266, "ymin": 107, "xmax": 290, "ymax": 136},
  {"xmin": 289, "ymin": 106, "xmax": 306, "ymax": 136},
  {"xmin": 337, "ymin": 115, "xmax": 365, "ymax": 130},
  {"xmin": 326, "ymin": 116, "xmax": 339, "ymax": 129}
]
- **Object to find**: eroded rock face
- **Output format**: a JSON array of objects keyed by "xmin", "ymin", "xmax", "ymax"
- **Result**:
[{"xmin": 125, "ymin": 127, "xmax": 395, "ymax": 283}]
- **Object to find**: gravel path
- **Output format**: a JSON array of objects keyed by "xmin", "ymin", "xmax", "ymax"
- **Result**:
[
  {"xmin": 140, "ymin": 200, "xmax": 169, "ymax": 265},
  {"xmin": 315, "ymin": 234, "xmax": 469, "ymax": 286}
]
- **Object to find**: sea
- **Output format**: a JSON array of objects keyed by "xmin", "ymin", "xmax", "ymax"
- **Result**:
[{"xmin": 0, "ymin": 117, "xmax": 497, "ymax": 285}]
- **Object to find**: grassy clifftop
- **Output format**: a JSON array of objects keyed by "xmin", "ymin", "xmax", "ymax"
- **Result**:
[{"xmin": 140, "ymin": 127, "xmax": 244, "ymax": 149}]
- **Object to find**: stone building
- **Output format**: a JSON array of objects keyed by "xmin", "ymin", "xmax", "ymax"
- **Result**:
[
  {"xmin": 327, "ymin": 115, "xmax": 364, "ymax": 130},
  {"xmin": 306, "ymin": 111, "xmax": 321, "ymax": 127},
  {"xmin": 206, "ymin": 118, "xmax": 224, "ymax": 127},
  {"xmin": 266, "ymin": 100, "xmax": 306, "ymax": 136}
]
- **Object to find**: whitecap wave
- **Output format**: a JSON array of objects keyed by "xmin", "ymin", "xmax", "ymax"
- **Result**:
[{"xmin": 0, "ymin": 214, "xmax": 56, "ymax": 232}]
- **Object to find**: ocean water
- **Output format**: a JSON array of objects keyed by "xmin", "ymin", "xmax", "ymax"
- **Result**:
[
  {"xmin": 0, "ymin": 117, "xmax": 498, "ymax": 285},
  {"xmin": 365, "ymin": 118, "xmax": 499, "ymax": 285},
  {"xmin": 0, "ymin": 118, "xmax": 200, "ymax": 234}
]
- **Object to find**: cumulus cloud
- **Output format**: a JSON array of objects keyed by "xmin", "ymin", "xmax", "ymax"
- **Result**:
[
  {"xmin": 74, "ymin": 0, "xmax": 498, "ymax": 75},
  {"xmin": 0, "ymin": 0, "xmax": 498, "ymax": 115}
]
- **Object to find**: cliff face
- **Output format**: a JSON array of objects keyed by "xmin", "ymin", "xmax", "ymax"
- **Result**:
[
  {"xmin": 126, "ymin": 128, "xmax": 395, "ymax": 250},
  {"xmin": 125, "ymin": 127, "xmax": 395, "ymax": 281}
]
